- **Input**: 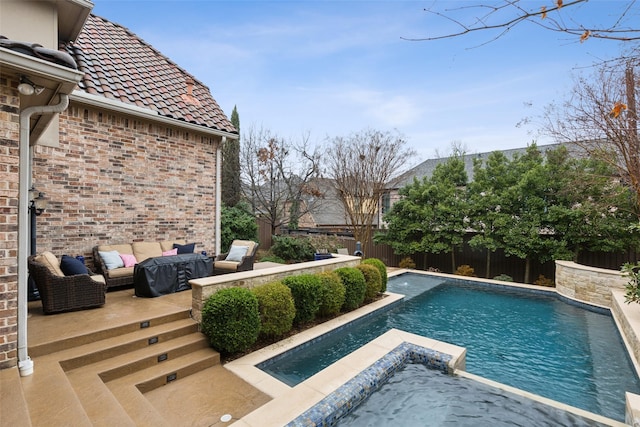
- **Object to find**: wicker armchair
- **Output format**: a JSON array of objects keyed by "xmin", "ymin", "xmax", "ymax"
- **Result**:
[
  {"xmin": 214, "ymin": 240, "xmax": 259, "ymax": 274},
  {"xmin": 28, "ymin": 256, "xmax": 107, "ymax": 314}
]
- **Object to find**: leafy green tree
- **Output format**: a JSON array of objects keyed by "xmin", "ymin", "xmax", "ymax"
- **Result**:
[
  {"xmin": 222, "ymin": 106, "xmax": 241, "ymax": 207},
  {"xmin": 220, "ymin": 201, "xmax": 258, "ymax": 252},
  {"xmin": 376, "ymin": 151, "xmax": 469, "ymax": 272},
  {"xmin": 467, "ymin": 151, "xmax": 514, "ymax": 278},
  {"xmin": 494, "ymin": 144, "xmax": 562, "ymax": 283},
  {"xmin": 544, "ymin": 146, "xmax": 638, "ymax": 261}
]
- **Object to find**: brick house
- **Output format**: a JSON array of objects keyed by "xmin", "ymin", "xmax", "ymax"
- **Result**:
[{"xmin": 0, "ymin": 1, "xmax": 236, "ymax": 373}]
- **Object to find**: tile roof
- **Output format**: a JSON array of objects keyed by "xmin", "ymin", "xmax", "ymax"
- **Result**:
[{"xmin": 63, "ymin": 14, "xmax": 236, "ymax": 134}]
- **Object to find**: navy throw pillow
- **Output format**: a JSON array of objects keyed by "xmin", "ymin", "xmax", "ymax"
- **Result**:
[
  {"xmin": 60, "ymin": 255, "xmax": 89, "ymax": 276},
  {"xmin": 173, "ymin": 242, "xmax": 195, "ymax": 254}
]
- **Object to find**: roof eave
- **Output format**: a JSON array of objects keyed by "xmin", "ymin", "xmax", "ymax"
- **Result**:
[{"xmin": 70, "ymin": 90, "xmax": 239, "ymax": 140}]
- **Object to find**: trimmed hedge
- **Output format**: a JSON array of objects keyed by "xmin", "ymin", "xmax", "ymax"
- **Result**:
[
  {"xmin": 201, "ymin": 287, "xmax": 260, "ymax": 354},
  {"xmin": 252, "ymin": 281, "xmax": 296, "ymax": 338},
  {"xmin": 361, "ymin": 258, "xmax": 388, "ymax": 292},
  {"xmin": 335, "ymin": 267, "xmax": 366, "ymax": 312},
  {"xmin": 356, "ymin": 263, "xmax": 382, "ymax": 302},
  {"xmin": 282, "ymin": 274, "xmax": 323, "ymax": 325},
  {"xmin": 317, "ymin": 271, "xmax": 346, "ymax": 318}
]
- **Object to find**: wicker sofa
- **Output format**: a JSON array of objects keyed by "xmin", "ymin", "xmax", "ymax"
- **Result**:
[
  {"xmin": 29, "ymin": 253, "xmax": 107, "ymax": 314},
  {"xmin": 93, "ymin": 240, "xmax": 189, "ymax": 289}
]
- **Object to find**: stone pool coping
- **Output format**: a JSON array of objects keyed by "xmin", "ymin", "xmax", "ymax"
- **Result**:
[{"xmin": 226, "ymin": 269, "xmax": 637, "ymax": 427}]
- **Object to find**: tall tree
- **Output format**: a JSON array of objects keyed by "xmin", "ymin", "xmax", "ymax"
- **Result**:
[
  {"xmin": 324, "ymin": 129, "xmax": 415, "ymax": 252},
  {"xmin": 222, "ymin": 105, "xmax": 241, "ymax": 207},
  {"xmin": 543, "ymin": 64, "xmax": 640, "ymax": 217},
  {"xmin": 240, "ymin": 126, "xmax": 322, "ymax": 236},
  {"xmin": 544, "ymin": 146, "xmax": 638, "ymax": 261},
  {"xmin": 494, "ymin": 144, "xmax": 562, "ymax": 283},
  {"xmin": 467, "ymin": 151, "xmax": 514, "ymax": 278},
  {"xmin": 376, "ymin": 150, "xmax": 468, "ymax": 272}
]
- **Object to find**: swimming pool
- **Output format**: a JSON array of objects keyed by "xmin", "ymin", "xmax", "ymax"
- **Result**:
[{"xmin": 260, "ymin": 272, "xmax": 640, "ymax": 421}]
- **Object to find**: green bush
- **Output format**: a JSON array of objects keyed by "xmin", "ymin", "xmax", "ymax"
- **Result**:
[
  {"xmin": 493, "ymin": 274, "xmax": 513, "ymax": 282},
  {"xmin": 271, "ymin": 235, "xmax": 316, "ymax": 262},
  {"xmin": 356, "ymin": 264, "xmax": 382, "ymax": 302},
  {"xmin": 282, "ymin": 274, "xmax": 323, "ymax": 325},
  {"xmin": 201, "ymin": 287, "xmax": 260, "ymax": 354},
  {"xmin": 252, "ymin": 281, "xmax": 296, "ymax": 338},
  {"xmin": 220, "ymin": 202, "xmax": 258, "ymax": 252},
  {"xmin": 258, "ymin": 254, "xmax": 286, "ymax": 264},
  {"xmin": 361, "ymin": 258, "xmax": 387, "ymax": 292},
  {"xmin": 316, "ymin": 271, "xmax": 345, "ymax": 318},
  {"xmin": 624, "ymin": 262, "xmax": 640, "ymax": 304},
  {"xmin": 335, "ymin": 267, "xmax": 366, "ymax": 312}
]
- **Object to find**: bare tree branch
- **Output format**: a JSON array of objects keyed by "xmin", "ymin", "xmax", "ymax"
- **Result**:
[{"xmin": 404, "ymin": 0, "xmax": 640, "ymax": 43}]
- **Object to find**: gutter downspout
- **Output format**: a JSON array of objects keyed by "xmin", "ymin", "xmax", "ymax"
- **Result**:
[
  {"xmin": 215, "ymin": 137, "xmax": 225, "ymax": 256},
  {"xmin": 17, "ymin": 94, "xmax": 69, "ymax": 377}
]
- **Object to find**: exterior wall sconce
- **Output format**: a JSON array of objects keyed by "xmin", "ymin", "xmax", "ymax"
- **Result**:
[
  {"xmin": 18, "ymin": 76, "xmax": 45, "ymax": 96},
  {"xmin": 29, "ymin": 186, "xmax": 46, "ymax": 216}
]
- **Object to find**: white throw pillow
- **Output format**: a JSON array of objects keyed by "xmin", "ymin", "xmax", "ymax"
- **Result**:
[
  {"xmin": 99, "ymin": 250, "xmax": 125, "ymax": 270},
  {"xmin": 226, "ymin": 245, "xmax": 249, "ymax": 262}
]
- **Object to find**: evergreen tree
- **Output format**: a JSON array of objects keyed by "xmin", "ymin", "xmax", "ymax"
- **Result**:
[{"xmin": 222, "ymin": 106, "xmax": 241, "ymax": 207}]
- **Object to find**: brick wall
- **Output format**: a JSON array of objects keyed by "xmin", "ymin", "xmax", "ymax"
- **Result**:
[
  {"xmin": 0, "ymin": 76, "xmax": 20, "ymax": 369},
  {"xmin": 31, "ymin": 103, "xmax": 221, "ymax": 269}
]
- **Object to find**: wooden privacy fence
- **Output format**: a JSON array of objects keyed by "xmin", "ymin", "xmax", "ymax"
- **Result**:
[{"xmin": 257, "ymin": 222, "xmax": 638, "ymax": 282}]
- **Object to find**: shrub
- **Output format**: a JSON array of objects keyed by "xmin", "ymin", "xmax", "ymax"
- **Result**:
[
  {"xmin": 220, "ymin": 202, "xmax": 258, "ymax": 252},
  {"xmin": 335, "ymin": 267, "xmax": 366, "ymax": 312},
  {"xmin": 271, "ymin": 235, "xmax": 316, "ymax": 262},
  {"xmin": 624, "ymin": 262, "xmax": 640, "ymax": 304},
  {"xmin": 258, "ymin": 254, "xmax": 286, "ymax": 264},
  {"xmin": 356, "ymin": 264, "xmax": 382, "ymax": 302},
  {"xmin": 533, "ymin": 274, "xmax": 554, "ymax": 287},
  {"xmin": 398, "ymin": 257, "xmax": 416, "ymax": 269},
  {"xmin": 201, "ymin": 287, "xmax": 260, "ymax": 354},
  {"xmin": 493, "ymin": 274, "xmax": 514, "ymax": 282},
  {"xmin": 317, "ymin": 271, "xmax": 346, "ymax": 318},
  {"xmin": 362, "ymin": 258, "xmax": 387, "ymax": 292},
  {"xmin": 282, "ymin": 274, "xmax": 323, "ymax": 325},
  {"xmin": 455, "ymin": 265, "xmax": 475, "ymax": 277},
  {"xmin": 252, "ymin": 281, "xmax": 296, "ymax": 338}
]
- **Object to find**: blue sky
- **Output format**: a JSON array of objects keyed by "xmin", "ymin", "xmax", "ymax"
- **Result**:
[{"xmin": 91, "ymin": 1, "xmax": 630, "ymax": 162}]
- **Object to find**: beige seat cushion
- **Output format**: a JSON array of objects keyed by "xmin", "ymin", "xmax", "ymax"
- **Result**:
[
  {"xmin": 106, "ymin": 267, "xmax": 134, "ymax": 278},
  {"xmin": 160, "ymin": 240, "xmax": 186, "ymax": 252},
  {"xmin": 215, "ymin": 260, "xmax": 240, "ymax": 271},
  {"xmin": 132, "ymin": 242, "xmax": 162, "ymax": 262},
  {"xmin": 98, "ymin": 244, "xmax": 134, "ymax": 255},
  {"xmin": 90, "ymin": 274, "xmax": 106, "ymax": 284},
  {"xmin": 35, "ymin": 251, "xmax": 64, "ymax": 277}
]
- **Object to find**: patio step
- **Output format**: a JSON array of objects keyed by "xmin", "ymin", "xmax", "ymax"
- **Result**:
[
  {"xmin": 21, "ymin": 309, "xmax": 222, "ymax": 426},
  {"xmin": 28, "ymin": 310, "xmax": 192, "ymax": 358}
]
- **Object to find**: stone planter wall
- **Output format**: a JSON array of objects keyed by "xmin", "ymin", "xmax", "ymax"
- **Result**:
[
  {"xmin": 189, "ymin": 255, "xmax": 362, "ymax": 322},
  {"xmin": 555, "ymin": 260, "xmax": 627, "ymax": 308}
]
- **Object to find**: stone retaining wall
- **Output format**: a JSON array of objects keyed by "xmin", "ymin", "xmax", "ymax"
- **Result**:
[
  {"xmin": 189, "ymin": 255, "xmax": 362, "ymax": 322},
  {"xmin": 555, "ymin": 260, "xmax": 627, "ymax": 308}
]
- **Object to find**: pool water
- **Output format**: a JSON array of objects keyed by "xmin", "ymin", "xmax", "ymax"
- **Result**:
[
  {"xmin": 339, "ymin": 363, "xmax": 609, "ymax": 427},
  {"xmin": 260, "ymin": 273, "xmax": 640, "ymax": 421}
]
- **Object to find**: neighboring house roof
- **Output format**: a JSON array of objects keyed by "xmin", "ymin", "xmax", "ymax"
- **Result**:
[
  {"xmin": 388, "ymin": 142, "xmax": 574, "ymax": 190},
  {"xmin": 63, "ymin": 14, "xmax": 236, "ymax": 134}
]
